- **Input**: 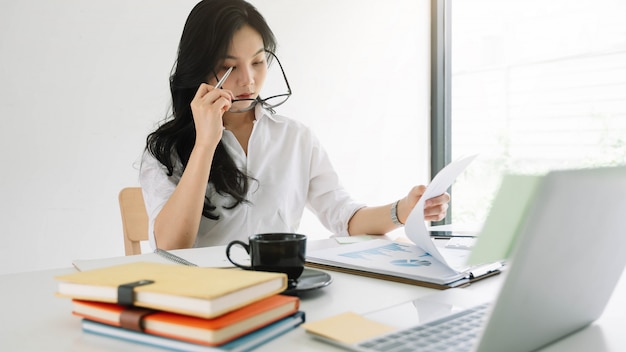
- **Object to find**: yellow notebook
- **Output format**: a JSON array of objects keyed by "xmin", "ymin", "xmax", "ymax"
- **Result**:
[{"xmin": 55, "ymin": 262, "xmax": 287, "ymax": 319}]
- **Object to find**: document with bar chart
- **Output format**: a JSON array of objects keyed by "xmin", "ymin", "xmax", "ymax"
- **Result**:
[{"xmin": 306, "ymin": 155, "xmax": 502, "ymax": 289}]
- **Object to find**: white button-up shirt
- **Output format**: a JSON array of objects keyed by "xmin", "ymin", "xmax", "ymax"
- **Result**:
[{"xmin": 140, "ymin": 105, "xmax": 365, "ymax": 249}]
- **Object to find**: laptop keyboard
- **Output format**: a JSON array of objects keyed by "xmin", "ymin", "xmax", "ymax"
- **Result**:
[{"xmin": 356, "ymin": 303, "xmax": 490, "ymax": 352}]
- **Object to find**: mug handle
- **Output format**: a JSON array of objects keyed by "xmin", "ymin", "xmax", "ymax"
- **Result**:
[{"xmin": 225, "ymin": 240, "xmax": 253, "ymax": 270}]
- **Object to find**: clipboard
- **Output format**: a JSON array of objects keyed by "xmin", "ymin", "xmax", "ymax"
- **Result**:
[{"xmin": 305, "ymin": 260, "xmax": 501, "ymax": 290}]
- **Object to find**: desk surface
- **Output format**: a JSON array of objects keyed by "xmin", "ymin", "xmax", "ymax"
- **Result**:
[{"xmin": 2, "ymin": 241, "xmax": 626, "ymax": 351}]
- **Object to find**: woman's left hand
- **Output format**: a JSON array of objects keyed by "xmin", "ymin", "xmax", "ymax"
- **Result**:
[{"xmin": 397, "ymin": 185, "xmax": 450, "ymax": 223}]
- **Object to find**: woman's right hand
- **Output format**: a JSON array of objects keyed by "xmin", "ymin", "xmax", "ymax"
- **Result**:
[{"xmin": 190, "ymin": 83, "xmax": 234, "ymax": 149}]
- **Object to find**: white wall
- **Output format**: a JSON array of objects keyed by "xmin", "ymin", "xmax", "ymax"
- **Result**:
[{"xmin": 0, "ymin": 0, "xmax": 430, "ymax": 275}]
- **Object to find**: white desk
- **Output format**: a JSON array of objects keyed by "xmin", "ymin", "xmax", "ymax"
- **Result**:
[{"xmin": 2, "ymin": 242, "xmax": 626, "ymax": 351}]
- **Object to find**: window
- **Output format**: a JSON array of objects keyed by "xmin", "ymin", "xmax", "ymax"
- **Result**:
[
  {"xmin": 449, "ymin": 0, "xmax": 626, "ymax": 226},
  {"xmin": 272, "ymin": 0, "xmax": 431, "ymax": 238}
]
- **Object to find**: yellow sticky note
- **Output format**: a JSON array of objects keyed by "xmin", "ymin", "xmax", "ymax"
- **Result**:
[{"xmin": 302, "ymin": 312, "xmax": 396, "ymax": 344}]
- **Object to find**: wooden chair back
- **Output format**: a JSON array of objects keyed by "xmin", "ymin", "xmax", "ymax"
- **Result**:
[{"xmin": 118, "ymin": 187, "xmax": 149, "ymax": 255}]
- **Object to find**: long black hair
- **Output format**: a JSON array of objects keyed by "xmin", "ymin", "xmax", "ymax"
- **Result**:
[{"xmin": 146, "ymin": 0, "xmax": 276, "ymax": 220}]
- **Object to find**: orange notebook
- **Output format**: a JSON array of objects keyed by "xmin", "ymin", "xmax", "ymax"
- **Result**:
[{"xmin": 72, "ymin": 294, "xmax": 299, "ymax": 346}]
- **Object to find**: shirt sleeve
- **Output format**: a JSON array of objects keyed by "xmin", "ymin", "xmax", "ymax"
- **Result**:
[
  {"xmin": 305, "ymin": 132, "xmax": 366, "ymax": 237},
  {"xmin": 138, "ymin": 150, "xmax": 180, "ymax": 250}
]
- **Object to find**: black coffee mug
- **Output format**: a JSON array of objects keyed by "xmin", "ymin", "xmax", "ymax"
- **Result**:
[{"xmin": 225, "ymin": 233, "xmax": 307, "ymax": 288}]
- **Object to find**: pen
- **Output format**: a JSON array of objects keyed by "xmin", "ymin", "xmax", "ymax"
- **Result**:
[{"xmin": 214, "ymin": 67, "xmax": 233, "ymax": 89}]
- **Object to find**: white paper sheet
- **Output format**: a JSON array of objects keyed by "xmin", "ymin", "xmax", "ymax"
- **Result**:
[{"xmin": 404, "ymin": 154, "xmax": 477, "ymax": 266}]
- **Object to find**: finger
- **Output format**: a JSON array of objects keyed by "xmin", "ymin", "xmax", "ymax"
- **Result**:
[
  {"xmin": 212, "ymin": 95, "xmax": 233, "ymax": 115},
  {"xmin": 407, "ymin": 185, "xmax": 427, "ymax": 206},
  {"xmin": 425, "ymin": 213, "xmax": 446, "ymax": 222},
  {"xmin": 200, "ymin": 87, "xmax": 231, "ymax": 104},
  {"xmin": 217, "ymin": 90, "xmax": 234, "ymax": 104},
  {"xmin": 190, "ymin": 89, "xmax": 232, "ymax": 124},
  {"xmin": 194, "ymin": 84, "xmax": 232, "ymax": 106},
  {"xmin": 424, "ymin": 203, "xmax": 449, "ymax": 221},
  {"xmin": 410, "ymin": 185, "xmax": 427, "ymax": 197},
  {"xmin": 217, "ymin": 95, "xmax": 232, "ymax": 113},
  {"xmin": 221, "ymin": 88, "xmax": 235, "ymax": 101},
  {"xmin": 425, "ymin": 192, "xmax": 451, "ymax": 207}
]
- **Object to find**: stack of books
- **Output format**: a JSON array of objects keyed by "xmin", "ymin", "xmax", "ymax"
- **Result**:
[{"xmin": 54, "ymin": 262, "xmax": 305, "ymax": 351}]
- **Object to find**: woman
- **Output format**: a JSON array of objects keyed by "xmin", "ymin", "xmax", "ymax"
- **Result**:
[{"xmin": 140, "ymin": 0, "xmax": 449, "ymax": 250}]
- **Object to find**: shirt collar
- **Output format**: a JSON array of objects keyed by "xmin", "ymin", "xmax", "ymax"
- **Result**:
[
  {"xmin": 222, "ymin": 104, "xmax": 285, "ymax": 131},
  {"xmin": 255, "ymin": 104, "xmax": 286, "ymax": 124}
]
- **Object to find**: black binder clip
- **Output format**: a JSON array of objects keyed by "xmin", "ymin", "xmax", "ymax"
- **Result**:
[{"xmin": 117, "ymin": 280, "xmax": 154, "ymax": 306}]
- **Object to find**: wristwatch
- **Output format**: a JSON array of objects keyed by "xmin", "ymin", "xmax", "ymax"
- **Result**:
[{"xmin": 391, "ymin": 200, "xmax": 404, "ymax": 226}]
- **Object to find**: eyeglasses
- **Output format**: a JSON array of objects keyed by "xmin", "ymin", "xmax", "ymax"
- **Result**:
[{"xmin": 213, "ymin": 50, "xmax": 292, "ymax": 113}]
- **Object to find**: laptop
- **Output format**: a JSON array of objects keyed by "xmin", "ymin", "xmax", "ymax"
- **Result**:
[{"xmin": 304, "ymin": 166, "xmax": 626, "ymax": 352}]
